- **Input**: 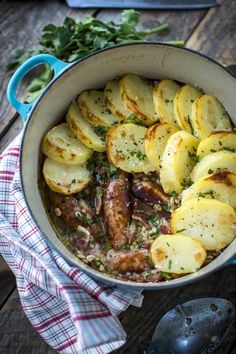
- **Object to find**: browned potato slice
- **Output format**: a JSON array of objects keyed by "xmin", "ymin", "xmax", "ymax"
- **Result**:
[
  {"xmin": 171, "ymin": 199, "xmax": 236, "ymax": 250},
  {"xmin": 144, "ymin": 123, "xmax": 179, "ymax": 172},
  {"xmin": 174, "ymin": 84, "xmax": 202, "ymax": 134},
  {"xmin": 42, "ymin": 123, "xmax": 92, "ymax": 165},
  {"xmin": 191, "ymin": 95, "xmax": 232, "ymax": 139},
  {"xmin": 197, "ymin": 131, "xmax": 236, "ymax": 157},
  {"xmin": 182, "ymin": 170, "xmax": 236, "ymax": 208},
  {"xmin": 106, "ymin": 123, "xmax": 155, "ymax": 173},
  {"xmin": 153, "ymin": 79, "xmax": 180, "ymax": 127},
  {"xmin": 104, "ymin": 79, "xmax": 130, "ymax": 121},
  {"xmin": 150, "ymin": 234, "xmax": 206, "ymax": 274},
  {"xmin": 79, "ymin": 90, "xmax": 118, "ymax": 127},
  {"xmin": 66, "ymin": 102, "xmax": 105, "ymax": 152},
  {"xmin": 120, "ymin": 74, "xmax": 158, "ymax": 126},
  {"xmin": 43, "ymin": 157, "xmax": 91, "ymax": 195}
]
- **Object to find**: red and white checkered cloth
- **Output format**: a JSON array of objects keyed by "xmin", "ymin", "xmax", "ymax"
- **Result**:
[{"xmin": 0, "ymin": 133, "xmax": 143, "ymax": 353}]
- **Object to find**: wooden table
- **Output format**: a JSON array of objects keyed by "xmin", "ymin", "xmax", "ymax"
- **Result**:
[{"xmin": 0, "ymin": 0, "xmax": 236, "ymax": 353}]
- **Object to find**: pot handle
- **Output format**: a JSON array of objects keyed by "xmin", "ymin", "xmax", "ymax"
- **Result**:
[{"xmin": 7, "ymin": 54, "xmax": 70, "ymax": 122}]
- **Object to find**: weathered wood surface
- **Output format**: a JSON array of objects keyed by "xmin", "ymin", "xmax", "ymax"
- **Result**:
[
  {"xmin": 0, "ymin": 0, "xmax": 95, "ymax": 139},
  {"xmin": 0, "ymin": 0, "xmax": 236, "ymax": 353}
]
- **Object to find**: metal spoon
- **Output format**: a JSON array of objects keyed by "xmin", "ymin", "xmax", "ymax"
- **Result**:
[{"xmin": 144, "ymin": 298, "xmax": 235, "ymax": 354}]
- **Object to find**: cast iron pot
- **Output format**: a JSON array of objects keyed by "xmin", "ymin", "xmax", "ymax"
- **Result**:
[{"xmin": 7, "ymin": 43, "xmax": 236, "ymax": 289}]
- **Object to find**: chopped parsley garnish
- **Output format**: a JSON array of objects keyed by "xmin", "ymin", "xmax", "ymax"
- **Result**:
[
  {"xmin": 197, "ymin": 190, "xmax": 215, "ymax": 199},
  {"xmin": 188, "ymin": 151, "xmax": 199, "ymax": 163},
  {"xmin": 93, "ymin": 125, "xmax": 109, "ymax": 141},
  {"xmin": 161, "ymin": 271, "xmax": 171, "ymax": 280},
  {"xmin": 181, "ymin": 179, "xmax": 193, "ymax": 188},
  {"xmin": 162, "ymin": 204, "xmax": 171, "ymax": 212},
  {"xmin": 208, "ymin": 169, "xmax": 213, "ymax": 174},
  {"xmin": 176, "ymin": 228, "xmax": 186, "ymax": 233},
  {"xmin": 223, "ymin": 147, "xmax": 235, "ymax": 152},
  {"xmin": 187, "ymin": 115, "xmax": 194, "ymax": 135},
  {"xmin": 71, "ymin": 179, "xmax": 76, "ymax": 184},
  {"xmin": 171, "ymin": 191, "xmax": 177, "ymax": 198},
  {"xmin": 127, "ymin": 114, "xmax": 144, "ymax": 126},
  {"xmin": 168, "ymin": 259, "xmax": 172, "ymax": 269}
]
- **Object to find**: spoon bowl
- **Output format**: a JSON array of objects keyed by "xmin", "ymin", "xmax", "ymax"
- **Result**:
[{"xmin": 145, "ymin": 298, "xmax": 235, "ymax": 354}]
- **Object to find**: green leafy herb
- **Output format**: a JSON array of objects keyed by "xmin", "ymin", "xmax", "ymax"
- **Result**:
[
  {"xmin": 127, "ymin": 114, "xmax": 144, "ymax": 125},
  {"xmin": 93, "ymin": 125, "xmax": 109, "ymax": 141},
  {"xmin": 188, "ymin": 151, "xmax": 199, "ymax": 163},
  {"xmin": 223, "ymin": 147, "xmax": 235, "ymax": 152},
  {"xmin": 176, "ymin": 228, "xmax": 186, "ymax": 233},
  {"xmin": 168, "ymin": 259, "xmax": 172, "ymax": 269},
  {"xmin": 181, "ymin": 179, "xmax": 193, "ymax": 188},
  {"xmin": 162, "ymin": 204, "xmax": 171, "ymax": 212},
  {"xmin": 161, "ymin": 271, "xmax": 172, "ymax": 280},
  {"xmin": 171, "ymin": 191, "xmax": 177, "ymax": 198},
  {"xmin": 7, "ymin": 10, "xmax": 184, "ymax": 102},
  {"xmin": 208, "ymin": 169, "xmax": 213, "ymax": 174},
  {"xmin": 197, "ymin": 190, "xmax": 215, "ymax": 199},
  {"xmin": 187, "ymin": 115, "xmax": 194, "ymax": 135}
]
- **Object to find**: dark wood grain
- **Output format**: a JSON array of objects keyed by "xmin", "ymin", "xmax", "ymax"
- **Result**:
[
  {"xmin": 97, "ymin": 8, "xmax": 207, "ymax": 42},
  {"xmin": 0, "ymin": 0, "xmax": 236, "ymax": 353},
  {"xmin": 0, "ymin": 256, "xmax": 15, "ymax": 310},
  {"xmin": 0, "ymin": 0, "xmax": 95, "ymax": 140},
  {"xmin": 117, "ymin": 266, "xmax": 236, "ymax": 353},
  {"xmin": 187, "ymin": 0, "xmax": 236, "ymax": 65}
]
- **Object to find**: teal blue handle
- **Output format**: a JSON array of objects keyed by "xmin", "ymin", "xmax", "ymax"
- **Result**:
[
  {"xmin": 7, "ymin": 54, "xmax": 69, "ymax": 122},
  {"xmin": 227, "ymin": 258, "xmax": 236, "ymax": 266}
]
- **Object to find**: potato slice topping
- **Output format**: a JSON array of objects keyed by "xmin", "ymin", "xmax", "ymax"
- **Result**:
[
  {"xmin": 182, "ymin": 171, "xmax": 236, "ymax": 209},
  {"xmin": 43, "ymin": 157, "xmax": 91, "ymax": 195},
  {"xmin": 120, "ymin": 74, "xmax": 158, "ymax": 126},
  {"xmin": 160, "ymin": 130, "xmax": 199, "ymax": 193},
  {"xmin": 150, "ymin": 234, "xmax": 206, "ymax": 274},
  {"xmin": 106, "ymin": 123, "xmax": 155, "ymax": 173},
  {"xmin": 191, "ymin": 150, "xmax": 236, "ymax": 182},
  {"xmin": 191, "ymin": 95, "xmax": 231, "ymax": 139},
  {"xmin": 42, "ymin": 123, "xmax": 92, "ymax": 165},
  {"xmin": 144, "ymin": 123, "xmax": 179, "ymax": 172},
  {"xmin": 153, "ymin": 79, "xmax": 180, "ymax": 127},
  {"xmin": 174, "ymin": 84, "xmax": 201, "ymax": 134},
  {"xmin": 79, "ymin": 90, "xmax": 118, "ymax": 126},
  {"xmin": 66, "ymin": 102, "xmax": 105, "ymax": 152},
  {"xmin": 197, "ymin": 130, "xmax": 236, "ymax": 158},
  {"xmin": 104, "ymin": 79, "xmax": 130, "ymax": 121},
  {"xmin": 171, "ymin": 199, "xmax": 236, "ymax": 250}
]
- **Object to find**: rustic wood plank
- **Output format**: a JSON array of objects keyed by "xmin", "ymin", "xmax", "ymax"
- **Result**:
[
  {"xmin": 0, "ymin": 256, "xmax": 15, "ymax": 309},
  {"xmin": 0, "ymin": 0, "xmax": 95, "ymax": 140},
  {"xmin": 97, "ymin": 8, "xmax": 207, "ymax": 42},
  {"xmin": 0, "ymin": 289, "xmax": 56, "ymax": 353},
  {"xmin": 186, "ymin": 0, "xmax": 236, "ymax": 65}
]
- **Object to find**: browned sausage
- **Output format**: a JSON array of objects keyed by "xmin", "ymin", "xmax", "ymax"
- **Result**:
[
  {"xmin": 103, "ymin": 172, "xmax": 131, "ymax": 249},
  {"xmin": 107, "ymin": 249, "xmax": 149, "ymax": 273},
  {"xmin": 132, "ymin": 181, "xmax": 169, "ymax": 205}
]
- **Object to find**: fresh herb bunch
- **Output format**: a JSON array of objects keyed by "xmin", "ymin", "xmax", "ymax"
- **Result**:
[{"xmin": 7, "ymin": 10, "xmax": 184, "ymax": 102}]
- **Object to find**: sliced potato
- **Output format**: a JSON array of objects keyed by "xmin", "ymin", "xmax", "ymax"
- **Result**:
[
  {"xmin": 66, "ymin": 102, "xmax": 105, "ymax": 152},
  {"xmin": 197, "ymin": 131, "xmax": 236, "ymax": 158},
  {"xmin": 150, "ymin": 234, "xmax": 206, "ymax": 274},
  {"xmin": 191, "ymin": 95, "xmax": 232, "ymax": 139},
  {"xmin": 160, "ymin": 130, "xmax": 199, "ymax": 193},
  {"xmin": 120, "ymin": 74, "xmax": 157, "ymax": 126},
  {"xmin": 106, "ymin": 123, "xmax": 155, "ymax": 173},
  {"xmin": 79, "ymin": 90, "xmax": 118, "ymax": 126},
  {"xmin": 171, "ymin": 199, "xmax": 236, "ymax": 250},
  {"xmin": 182, "ymin": 171, "xmax": 236, "ymax": 208},
  {"xmin": 174, "ymin": 84, "xmax": 202, "ymax": 133},
  {"xmin": 153, "ymin": 79, "xmax": 180, "ymax": 126},
  {"xmin": 42, "ymin": 123, "xmax": 92, "ymax": 165},
  {"xmin": 43, "ymin": 157, "xmax": 91, "ymax": 195},
  {"xmin": 191, "ymin": 150, "xmax": 236, "ymax": 182},
  {"xmin": 104, "ymin": 80, "xmax": 130, "ymax": 121},
  {"xmin": 144, "ymin": 123, "xmax": 179, "ymax": 172}
]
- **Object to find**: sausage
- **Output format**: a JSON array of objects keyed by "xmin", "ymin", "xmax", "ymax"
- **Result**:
[
  {"xmin": 132, "ymin": 181, "xmax": 169, "ymax": 205},
  {"xmin": 103, "ymin": 172, "xmax": 131, "ymax": 249},
  {"xmin": 107, "ymin": 249, "xmax": 149, "ymax": 273}
]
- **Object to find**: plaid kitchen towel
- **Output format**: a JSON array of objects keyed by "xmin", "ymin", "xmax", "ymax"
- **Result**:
[{"xmin": 0, "ymin": 133, "xmax": 143, "ymax": 354}]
